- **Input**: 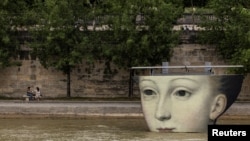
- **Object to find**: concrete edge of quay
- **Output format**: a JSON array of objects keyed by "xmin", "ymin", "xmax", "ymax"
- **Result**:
[
  {"xmin": 0, "ymin": 100, "xmax": 249, "ymax": 120},
  {"xmin": 0, "ymin": 113, "xmax": 144, "ymax": 119}
]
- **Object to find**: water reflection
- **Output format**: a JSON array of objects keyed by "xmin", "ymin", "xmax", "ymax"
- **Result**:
[{"xmin": 0, "ymin": 118, "xmax": 248, "ymax": 141}]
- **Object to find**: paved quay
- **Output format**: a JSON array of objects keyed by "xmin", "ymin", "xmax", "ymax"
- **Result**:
[
  {"xmin": 0, "ymin": 100, "xmax": 143, "ymax": 119},
  {"xmin": 0, "ymin": 100, "xmax": 249, "ymax": 119}
]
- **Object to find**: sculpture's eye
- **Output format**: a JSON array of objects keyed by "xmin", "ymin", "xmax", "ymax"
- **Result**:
[
  {"xmin": 174, "ymin": 90, "xmax": 191, "ymax": 100},
  {"xmin": 177, "ymin": 90, "xmax": 188, "ymax": 96},
  {"xmin": 143, "ymin": 89, "xmax": 155, "ymax": 96},
  {"xmin": 141, "ymin": 88, "xmax": 157, "ymax": 100}
]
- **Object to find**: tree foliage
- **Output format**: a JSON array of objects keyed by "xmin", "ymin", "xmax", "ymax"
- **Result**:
[
  {"xmin": 0, "ymin": 0, "xmax": 23, "ymax": 68},
  {"xmin": 93, "ymin": 0, "xmax": 183, "ymax": 68},
  {"xmin": 9, "ymin": 0, "xmax": 184, "ymax": 97},
  {"xmin": 29, "ymin": 0, "xmax": 96, "ymax": 97},
  {"xmin": 30, "ymin": 0, "xmax": 88, "ymax": 72},
  {"xmin": 199, "ymin": 0, "xmax": 250, "ymax": 74},
  {"xmin": 184, "ymin": 0, "xmax": 208, "ymax": 7}
]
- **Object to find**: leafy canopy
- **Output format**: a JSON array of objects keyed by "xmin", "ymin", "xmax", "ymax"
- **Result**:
[
  {"xmin": 199, "ymin": 0, "xmax": 250, "ymax": 74},
  {"xmin": 93, "ymin": 0, "xmax": 183, "ymax": 68}
]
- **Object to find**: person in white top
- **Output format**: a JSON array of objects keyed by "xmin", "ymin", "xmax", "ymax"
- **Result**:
[{"xmin": 35, "ymin": 87, "xmax": 41, "ymax": 101}]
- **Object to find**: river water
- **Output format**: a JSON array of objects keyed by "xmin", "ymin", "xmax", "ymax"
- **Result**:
[{"xmin": 0, "ymin": 118, "xmax": 249, "ymax": 141}]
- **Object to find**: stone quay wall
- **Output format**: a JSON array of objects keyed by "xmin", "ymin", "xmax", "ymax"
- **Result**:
[{"xmin": 0, "ymin": 44, "xmax": 249, "ymax": 101}]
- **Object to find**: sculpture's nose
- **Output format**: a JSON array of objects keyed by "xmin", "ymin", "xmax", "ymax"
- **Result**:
[{"xmin": 155, "ymin": 97, "xmax": 172, "ymax": 121}]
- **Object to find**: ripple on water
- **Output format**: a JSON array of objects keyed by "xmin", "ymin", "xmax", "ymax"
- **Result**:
[{"xmin": 5, "ymin": 118, "xmax": 250, "ymax": 141}]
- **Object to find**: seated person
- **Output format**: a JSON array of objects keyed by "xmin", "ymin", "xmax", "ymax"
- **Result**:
[
  {"xmin": 26, "ymin": 86, "xmax": 35, "ymax": 100},
  {"xmin": 139, "ymin": 74, "xmax": 244, "ymax": 132},
  {"xmin": 34, "ymin": 87, "xmax": 42, "ymax": 101}
]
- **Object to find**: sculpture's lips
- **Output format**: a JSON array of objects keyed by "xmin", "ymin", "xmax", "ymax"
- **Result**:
[{"xmin": 157, "ymin": 128, "xmax": 175, "ymax": 132}]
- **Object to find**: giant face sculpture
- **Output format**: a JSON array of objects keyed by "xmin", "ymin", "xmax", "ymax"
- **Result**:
[{"xmin": 139, "ymin": 74, "xmax": 244, "ymax": 133}]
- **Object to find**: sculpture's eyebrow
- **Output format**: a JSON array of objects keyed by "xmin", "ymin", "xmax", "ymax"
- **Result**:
[
  {"xmin": 140, "ymin": 79, "xmax": 157, "ymax": 85},
  {"xmin": 139, "ymin": 78, "xmax": 160, "ymax": 91},
  {"xmin": 139, "ymin": 79, "xmax": 160, "ymax": 94},
  {"xmin": 170, "ymin": 78, "xmax": 199, "ymax": 85}
]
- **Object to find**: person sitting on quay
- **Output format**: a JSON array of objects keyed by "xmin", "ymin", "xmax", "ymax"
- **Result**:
[
  {"xmin": 26, "ymin": 86, "xmax": 35, "ymax": 100},
  {"xmin": 34, "ymin": 87, "xmax": 42, "ymax": 101}
]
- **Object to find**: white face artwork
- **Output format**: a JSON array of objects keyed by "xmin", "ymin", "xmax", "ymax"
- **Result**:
[{"xmin": 139, "ymin": 75, "xmax": 226, "ymax": 133}]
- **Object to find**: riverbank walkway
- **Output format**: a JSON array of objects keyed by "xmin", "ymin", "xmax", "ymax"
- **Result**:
[{"xmin": 0, "ymin": 100, "xmax": 249, "ymax": 120}]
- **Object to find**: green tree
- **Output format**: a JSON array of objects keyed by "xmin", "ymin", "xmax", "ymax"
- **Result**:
[
  {"xmin": 28, "ymin": 0, "xmax": 184, "ymax": 97},
  {"xmin": 184, "ymin": 0, "xmax": 208, "ymax": 7},
  {"xmin": 29, "ymin": 0, "xmax": 95, "ymax": 97},
  {"xmin": 0, "ymin": 0, "xmax": 25, "ymax": 68},
  {"xmin": 199, "ymin": 0, "xmax": 250, "ymax": 74},
  {"xmin": 93, "ymin": 0, "xmax": 183, "ymax": 69}
]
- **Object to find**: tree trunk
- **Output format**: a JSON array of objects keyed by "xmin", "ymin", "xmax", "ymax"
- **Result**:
[{"xmin": 67, "ymin": 70, "xmax": 71, "ymax": 97}]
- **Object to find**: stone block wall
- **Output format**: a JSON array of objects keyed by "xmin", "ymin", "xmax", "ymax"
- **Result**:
[
  {"xmin": 0, "ymin": 44, "xmax": 249, "ymax": 100},
  {"xmin": 0, "ymin": 59, "xmax": 132, "ymax": 98}
]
